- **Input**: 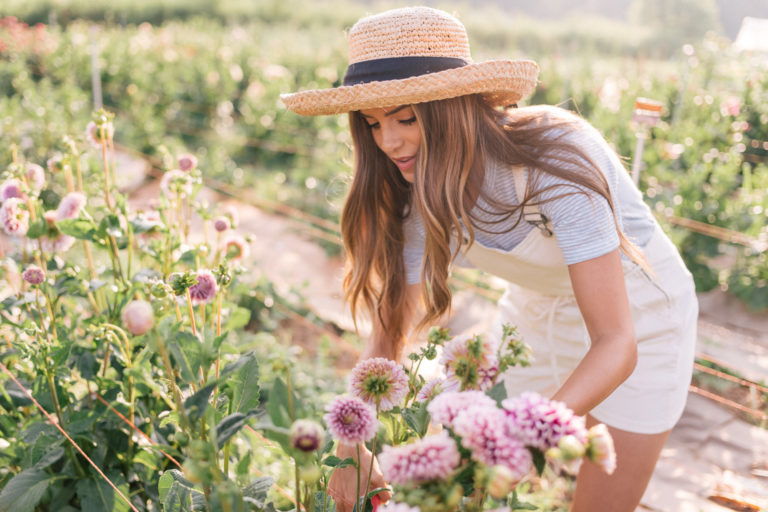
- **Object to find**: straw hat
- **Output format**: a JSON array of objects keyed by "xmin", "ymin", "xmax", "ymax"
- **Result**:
[{"xmin": 280, "ymin": 6, "xmax": 539, "ymax": 116}]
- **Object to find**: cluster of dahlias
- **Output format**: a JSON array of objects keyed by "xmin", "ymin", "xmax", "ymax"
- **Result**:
[{"xmin": 316, "ymin": 331, "xmax": 616, "ymax": 511}]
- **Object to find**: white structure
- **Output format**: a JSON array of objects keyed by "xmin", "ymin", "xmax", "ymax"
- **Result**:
[{"xmin": 733, "ymin": 17, "xmax": 768, "ymax": 53}]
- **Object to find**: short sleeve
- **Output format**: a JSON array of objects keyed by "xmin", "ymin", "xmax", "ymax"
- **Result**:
[{"xmin": 535, "ymin": 123, "xmax": 622, "ymax": 264}]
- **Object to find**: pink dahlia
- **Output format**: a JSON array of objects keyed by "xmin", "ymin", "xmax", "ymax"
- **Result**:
[
  {"xmin": 0, "ymin": 179, "xmax": 25, "ymax": 202},
  {"xmin": 501, "ymin": 392, "xmax": 587, "ymax": 451},
  {"xmin": 25, "ymin": 163, "xmax": 45, "ymax": 191},
  {"xmin": 188, "ymin": 269, "xmax": 218, "ymax": 305},
  {"xmin": 40, "ymin": 234, "xmax": 75, "ymax": 253},
  {"xmin": 22, "ymin": 265, "xmax": 45, "ymax": 285},
  {"xmin": 379, "ymin": 503, "xmax": 421, "ymax": 512},
  {"xmin": 56, "ymin": 192, "xmax": 86, "ymax": 220},
  {"xmin": 213, "ymin": 216, "xmax": 230, "ymax": 233},
  {"xmin": 86, "ymin": 120, "xmax": 114, "ymax": 147},
  {"xmin": 323, "ymin": 395, "xmax": 378, "ymax": 445},
  {"xmin": 121, "ymin": 300, "xmax": 155, "ymax": 336},
  {"xmin": 453, "ymin": 405, "xmax": 532, "ymax": 479},
  {"xmin": 415, "ymin": 377, "xmax": 443, "ymax": 403},
  {"xmin": 378, "ymin": 432, "xmax": 460, "ymax": 485},
  {"xmin": 177, "ymin": 153, "xmax": 198, "ymax": 172},
  {"xmin": 586, "ymin": 423, "xmax": 616, "ymax": 475},
  {"xmin": 0, "ymin": 198, "xmax": 29, "ymax": 236},
  {"xmin": 289, "ymin": 419, "xmax": 324, "ymax": 453},
  {"xmin": 348, "ymin": 357, "xmax": 408, "ymax": 411},
  {"xmin": 223, "ymin": 235, "xmax": 249, "ymax": 261},
  {"xmin": 440, "ymin": 334, "xmax": 499, "ymax": 391},
  {"xmin": 46, "ymin": 154, "xmax": 64, "ymax": 174},
  {"xmin": 160, "ymin": 169, "xmax": 193, "ymax": 196},
  {"xmin": 426, "ymin": 390, "xmax": 496, "ymax": 429}
]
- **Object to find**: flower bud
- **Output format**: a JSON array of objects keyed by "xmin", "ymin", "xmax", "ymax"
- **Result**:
[
  {"xmin": 121, "ymin": 300, "xmax": 155, "ymax": 336},
  {"xmin": 487, "ymin": 465, "xmax": 516, "ymax": 500},
  {"xmin": 298, "ymin": 464, "xmax": 322, "ymax": 484},
  {"xmin": 289, "ymin": 419, "xmax": 324, "ymax": 453},
  {"xmin": 558, "ymin": 434, "xmax": 586, "ymax": 459},
  {"xmin": 587, "ymin": 423, "xmax": 616, "ymax": 475}
]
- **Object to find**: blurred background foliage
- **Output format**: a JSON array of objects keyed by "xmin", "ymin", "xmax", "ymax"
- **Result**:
[{"xmin": 1, "ymin": 0, "xmax": 767, "ymax": 308}]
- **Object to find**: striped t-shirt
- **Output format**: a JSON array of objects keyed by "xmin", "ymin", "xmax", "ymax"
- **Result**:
[{"xmin": 402, "ymin": 108, "xmax": 656, "ymax": 285}]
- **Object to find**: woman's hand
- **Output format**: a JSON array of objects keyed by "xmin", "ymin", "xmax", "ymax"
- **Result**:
[{"xmin": 327, "ymin": 443, "xmax": 391, "ymax": 512}]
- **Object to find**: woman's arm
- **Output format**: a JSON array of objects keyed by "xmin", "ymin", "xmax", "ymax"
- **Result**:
[
  {"xmin": 360, "ymin": 282, "xmax": 422, "ymax": 363},
  {"xmin": 551, "ymin": 248, "xmax": 637, "ymax": 415}
]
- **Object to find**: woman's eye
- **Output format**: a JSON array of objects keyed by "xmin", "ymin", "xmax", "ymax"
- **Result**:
[
  {"xmin": 367, "ymin": 122, "xmax": 380, "ymax": 129},
  {"xmin": 400, "ymin": 116, "xmax": 417, "ymax": 125}
]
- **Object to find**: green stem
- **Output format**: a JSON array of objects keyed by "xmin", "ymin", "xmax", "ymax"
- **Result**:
[
  {"xmin": 355, "ymin": 444, "xmax": 362, "ymax": 512},
  {"xmin": 295, "ymin": 459, "xmax": 302, "ymax": 512},
  {"xmin": 363, "ymin": 404, "xmax": 379, "ymax": 506}
]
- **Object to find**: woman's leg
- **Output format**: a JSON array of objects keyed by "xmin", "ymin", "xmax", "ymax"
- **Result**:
[{"xmin": 571, "ymin": 414, "xmax": 670, "ymax": 512}]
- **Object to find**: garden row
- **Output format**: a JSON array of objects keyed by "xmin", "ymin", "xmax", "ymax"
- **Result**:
[{"xmin": 0, "ymin": 6, "xmax": 766, "ymax": 304}]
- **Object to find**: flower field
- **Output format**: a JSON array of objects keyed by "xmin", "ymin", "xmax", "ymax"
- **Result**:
[{"xmin": 0, "ymin": 1, "xmax": 767, "ymax": 511}]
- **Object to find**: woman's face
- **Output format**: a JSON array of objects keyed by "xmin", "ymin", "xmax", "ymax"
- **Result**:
[{"xmin": 359, "ymin": 105, "xmax": 421, "ymax": 183}]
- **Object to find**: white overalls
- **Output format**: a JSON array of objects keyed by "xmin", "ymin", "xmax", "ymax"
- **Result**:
[{"xmin": 462, "ymin": 168, "xmax": 698, "ymax": 434}]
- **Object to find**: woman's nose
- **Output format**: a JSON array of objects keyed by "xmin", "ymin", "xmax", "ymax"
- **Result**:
[{"xmin": 379, "ymin": 125, "xmax": 403, "ymax": 153}]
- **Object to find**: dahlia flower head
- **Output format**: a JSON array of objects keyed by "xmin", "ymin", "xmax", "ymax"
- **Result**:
[
  {"xmin": 56, "ymin": 192, "xmax": 86, "ymax": 220},
  {"xmin": 415, "ymin": 377, "xmax": 443, "ymax": 403},
  {"xmin": 426, "ymin": 390, "xmax": 496, "ymax": 429},
  {"xmin": 188, "ymin": 269, "xmax": 218, "ymax": 305},
  {"xmin": 223, "ymin": 234, "xmax": 249, "ymax": 261},
  {"xmin": 177, "ymin": 153, "xmax": 198, "ymax": 172},
  {"xmin": 22, "ymin": 265, "xmax": 45, "ymax": 285},
  {"xmin": 289, "ymin": 419, "xmax": 324, "ymax": 453},
  {"xmin": 378, "ymin": 432, "xmax": 460, "ymax": 485},
  {"xmin": 160, "ymin": 169, "xmax": 193, "ymax": 196},
  {"xmin": 501, "ymin": 392, "xmax": 588, "ymax": 451},
  {"xmin": 0, "ymin": 198, "xmax": 30, "ymax": 236},
  {"xmin": 0, "ymin": 179, "xmax": 25, "ymax": 202},
  {"xmin": 25, "ymin": 163, "xmax": 45, "ymax": 191},
  {"xmin": 213, "ymin": 216, "xmax": 230, "ymax": 233},
  {"xmin": 85, "ymin": 120, "xmax": 115, "ymax": 147},
  {"xmin": 440, "ymin": 333, "xmax": 499, "ymax": 392},
  {"xmin": 348, "ymin": 357, "xmax": 408, "ymax": 411},
  {"xmin": 452, "ymin": 404, "xmax": 532, "ymax": 479},
  {"xmin": 323, "ymin": 395, "xmax": 378, "ymax": 445},
  {"xmin": 121, "ymin": 300, "xmax": 155, "ymax": 336}
]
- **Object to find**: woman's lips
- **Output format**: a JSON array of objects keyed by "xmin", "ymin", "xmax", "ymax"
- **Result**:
[{"xmin": 393, "ymin": 156, "xmax": 415, "ymax": 172}]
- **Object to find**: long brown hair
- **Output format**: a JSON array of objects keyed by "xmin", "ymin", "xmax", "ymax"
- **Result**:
[{"xmin": 341, "ymin": 94, "xmax": 645, "ymax": 347}]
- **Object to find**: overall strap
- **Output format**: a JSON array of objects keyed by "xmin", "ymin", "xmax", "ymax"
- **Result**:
[{"xmin": 513, "ymin": 167, "xmax": 553, "ymax": 237}]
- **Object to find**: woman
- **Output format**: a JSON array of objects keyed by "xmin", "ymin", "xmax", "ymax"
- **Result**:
[{"xmin": 281, "ymin": 6, "xmax": 697, "ymax": 511}]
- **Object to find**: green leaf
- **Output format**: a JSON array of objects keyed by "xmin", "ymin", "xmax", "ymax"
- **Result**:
[
  {"xmin": 242, "ymin": 476, "xmax": 274, "ymax": 508},
  {"xmin": 508, "ymin": 489, "xmax": 538, "ymax": 510},
  {"xmin": 529, "ymin": 447, "xmax": 546, "ymax": 477},
  {"xmin": 183, "ymin": 382, "xmax": 217, "ymax": 424},
  {"xmin": 486, "ymin": 380, "xmax": 508, "ymax": 406},
  {"xmin": 57, "ymin": 218, "xmax": 97, "ymax": 241},
  {"xmin": 0, "ymin": 469, "xmax": 52, "ymax": 512},
  {"xmin": 159, "ymin": 470, "xmax": 205, "ymax": 511},
  {"xmin": 322, "ymin": 455, "xmax": 355, "ymax": 469},
  {"xmin": 25, "ymin": 219, "xmax": 46, "ymax": 240},
  {"xmin": 32, "ymin": 446, "xmax": 65, "ymax": 469},
  {"xmin": 226, "ymin": 353, "xmax": 260, "ymax": 414},
  {"xmin": 402, "ymin": 402, "xmax": 430, "ymax": 438},
  {"xmin": 167, "ymin": 331, "xmax": 204, "ymax": 384},
  {"xmin": 214, "ymin": 411, "xmax": 259, "ymax": 449},
  {"xmin": 313, "ymin": 491, "xmax": 337, "ymax": 512},
  {"xmin": 225, "ymin": 306, "xmax": 251, "ymax": 331},
  {"xmin": 266, "ymin": 377, "xmax": 292, "ymax": 429},
  {"xmin": 76, "ymin": 477, "xmax": 131, "ymax": 512}
]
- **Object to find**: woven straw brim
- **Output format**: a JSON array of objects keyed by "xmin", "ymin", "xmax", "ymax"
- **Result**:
[{"xmin": 281, "ymin": 59, "xmax": 539, "ymax": 116}]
